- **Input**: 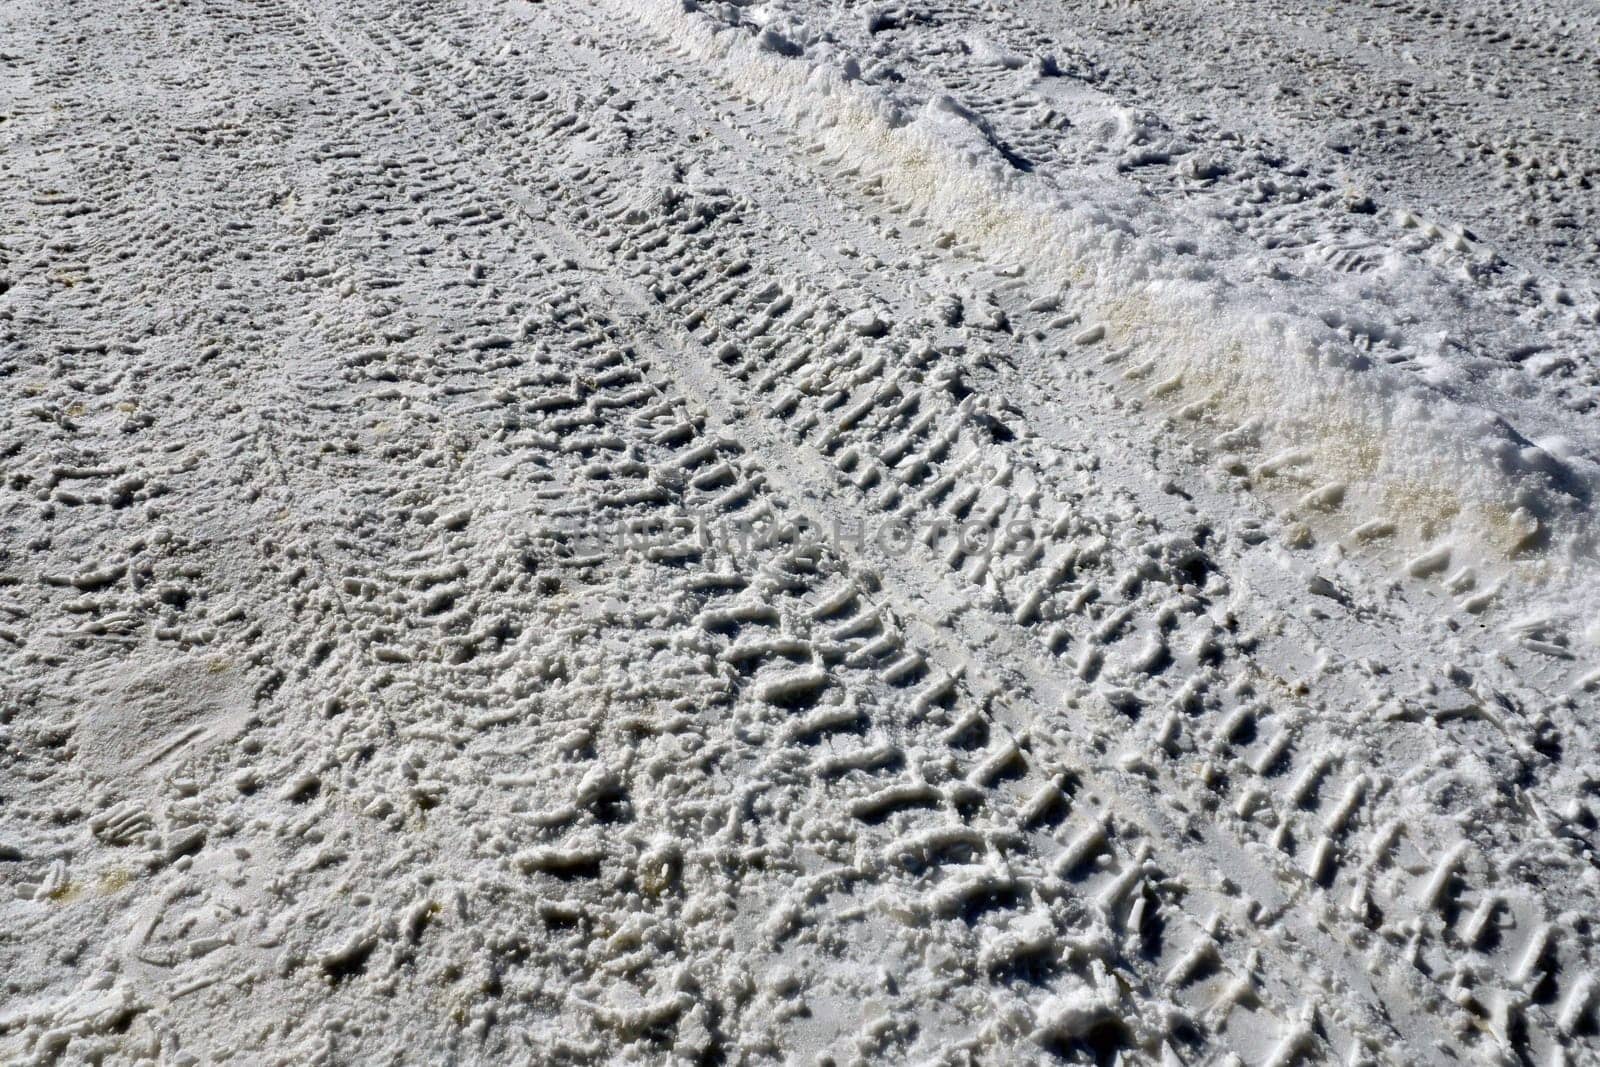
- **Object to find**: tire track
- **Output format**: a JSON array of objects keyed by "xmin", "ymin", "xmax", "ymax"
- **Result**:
[{"xmin": 272, "ymin": 0, "xmax": 1600, "ymax": 1062}]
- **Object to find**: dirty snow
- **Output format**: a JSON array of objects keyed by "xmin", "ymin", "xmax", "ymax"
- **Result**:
[{"xmin": 2, "ymin": 0, "xmax": 1599, "ymax": 1063}]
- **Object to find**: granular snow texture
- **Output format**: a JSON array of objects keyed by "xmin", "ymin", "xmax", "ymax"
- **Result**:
[{"xmin": 2, "ymin": 0, "xmax": 1599, "ymax": 1063}]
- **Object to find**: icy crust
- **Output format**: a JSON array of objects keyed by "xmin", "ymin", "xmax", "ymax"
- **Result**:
[{"xmin": 630, "ymin": 0, "xmax": 1600, "ymax": 616}]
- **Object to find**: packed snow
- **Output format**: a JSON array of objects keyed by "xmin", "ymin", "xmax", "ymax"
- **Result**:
[{"xmin": 2, "ymin": 0, "xmax": 1598, "ymax": 1063}]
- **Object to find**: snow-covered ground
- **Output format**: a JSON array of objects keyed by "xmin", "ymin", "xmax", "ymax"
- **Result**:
[{"xmin": 2, "ymin": 0, "xmax": 1598, "ymax": 1062}]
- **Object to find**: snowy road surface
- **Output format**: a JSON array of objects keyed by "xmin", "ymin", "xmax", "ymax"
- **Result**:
[{"xmin": 3, "ymin": 0, "xmax": 1600, "ymax": 1062}]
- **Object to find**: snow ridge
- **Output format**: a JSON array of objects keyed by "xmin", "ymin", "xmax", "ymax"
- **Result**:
[{"xmin": 624, "ymin": 0, "xmax": 1600, "ymax": 615}]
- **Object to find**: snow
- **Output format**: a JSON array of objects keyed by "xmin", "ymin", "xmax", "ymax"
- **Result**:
[{"xmin": 2, "ymin": 0, "xmax": 1599, "ymax": 1061}]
